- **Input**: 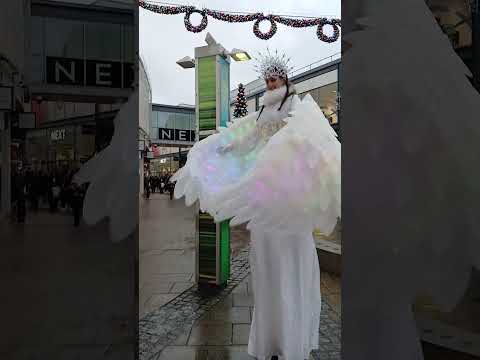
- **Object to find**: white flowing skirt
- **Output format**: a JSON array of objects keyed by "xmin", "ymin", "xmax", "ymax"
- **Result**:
[{"xmin": 248, "ymin": 226, "xmax": 321, "ymax": 360}]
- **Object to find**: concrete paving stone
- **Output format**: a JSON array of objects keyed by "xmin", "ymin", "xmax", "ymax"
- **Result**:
[
  {"xmin": 161, "ymin": 249, "xmax": 186, "ymax": 256},
  {"xmin": 147, "ymin": 274, "xmax": 194, "ymax": 283},
  {"xmin": 172, "ymin": 328, "xmax": 192, "ymax": 346},
  {"xmin": 320, "ymin": 273, "xmax": 341, "ymax": 295},
  {"xmin": 143, "ymin": 294, "xmax": 178, "ymax": 317},
  {"xmin": 232, "ymin": 282, "xmax": 248, "ymax": 294},
  {"xmin": 158, "ymin": 346, "xmax": 207, "ymax": 360},
  {"xmin": 142, "ymin": 281, "xmax": 175, "ymax": 294},
  {"xmin": 197, "ymin": 306, "xmax": 251, "ymax": 325},
  {"xmin": 171, "ymin": 282, "xmax": 195, "ymax": 293},
  {"xmin": 205, "ymin": 346, "xmax": 255, "ymax": 360},
  {"xmin": 232, "ymin": 293, "xmax": 254, "ymax": 307},
  {"xmin": 188, "ymin": 324, "xmax": 233, "ymax": 346},
  {"xmin": 232, "ymin": 324, "xmax": 251, "ymax": 345}
]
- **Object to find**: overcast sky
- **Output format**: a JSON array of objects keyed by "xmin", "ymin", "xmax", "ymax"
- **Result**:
[{"xmin": 140, "ymin": 0, "xmax": 340, "ymax": 105}]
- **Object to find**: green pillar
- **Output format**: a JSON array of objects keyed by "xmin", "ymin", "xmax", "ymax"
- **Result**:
[{"xmin": 194, "ymin": 46, "xmax": 231, "ymax": 287}]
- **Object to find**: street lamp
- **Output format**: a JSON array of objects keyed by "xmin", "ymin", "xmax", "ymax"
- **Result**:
[
  {"xmin": 176, "ymin": 33, "xmax": 252, "ymax": 69},
  {"xmin": 175, "ymin": 32, "xmax": 253, "ymax": 287},
  {"xmin": 229, "ymin": 48, "xmax": 252, "ymax": 62},
  {"xmin": 176, "ymin": 56, "xmax": 195, "ymax": 69}
]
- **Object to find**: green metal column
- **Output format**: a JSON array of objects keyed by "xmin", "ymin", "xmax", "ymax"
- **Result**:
[{"xmin": 195, "ymin": 51, "xmax": 231, "ymax": 287}]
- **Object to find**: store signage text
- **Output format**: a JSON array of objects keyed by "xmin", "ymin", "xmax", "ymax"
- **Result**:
[
  {"xmin": 158, "ymin": 128, "xmax": 195, "ymax": 142},
  {"xmin": 51, "ymin": 128, "xmax": 66, "ymax": 141},
  {"xmin": 46, "ymin": 57, "xmax": 134, "ymax": 88}
]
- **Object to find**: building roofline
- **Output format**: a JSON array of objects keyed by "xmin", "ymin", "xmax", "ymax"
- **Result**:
[
  {"xmin": 31, "ymin": 0, "xmax": 134, "ymax": 24},
  {"xmin": 152, "ymin": 103, "xmax": 195, "ymax": 112},
  {"xmin": 231, "ymin": 57, "xmax": 341, "ymax": 103}
]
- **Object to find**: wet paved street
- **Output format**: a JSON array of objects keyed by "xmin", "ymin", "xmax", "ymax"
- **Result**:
[
  {"xmin": 154, "ymin": 272, "xmax": 341, "ymax": 360},
  {"xmin": 139, "ymin": 193, "xmax": 254, "ymax": 318},
  {"xmin": 139, "ymin": 193, "xmax": 197, "ymax": 318},
  {"xmin": 0, "ymin": 208, "xmax": 136, "ymax": 359},
  {"xmin": 139, "ymin": 193, "xmax": 341, "ymax": 360}
]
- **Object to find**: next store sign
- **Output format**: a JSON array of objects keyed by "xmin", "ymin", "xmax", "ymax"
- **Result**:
[
  {"xmin": 46, "ymin": 57, "xmax": 134, "ymax": 88},
  {"xmin": 158, "ymin": 128, "xmax": 195, "ymax": 142}
]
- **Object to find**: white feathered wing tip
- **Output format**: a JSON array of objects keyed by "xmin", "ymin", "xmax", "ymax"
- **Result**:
[{"xmin": 73, "ymin": 91, "xmax": 139, "ymax": 242}]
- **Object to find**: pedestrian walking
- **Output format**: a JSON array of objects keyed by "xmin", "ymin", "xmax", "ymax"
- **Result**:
[
  {"xmin": 144, "ymin": 172, "xmax": 151, "ymax": 199},
  {"xmin": 14, "ymin": 164, "xmax": 27, "ymax": 223},
  {"xmin": 70, "ymin": 182, "xmax": 84, "ymax": 227},
  {"xmin": 49, "ymin": 178, "xmax": 61, "ymax": 212},
  {"xmin": 166, "ymin": 179, "xmax": 175, "ymax": 200}
]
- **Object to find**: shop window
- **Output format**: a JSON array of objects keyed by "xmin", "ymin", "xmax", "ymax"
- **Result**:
[
  {"xmin": 166, "ymin": 112, "xmax": 176, "ymax": 128},
  {"xmin": 157, "ymin": 111, "xmax": 169, "ymax": 128},
  {"xmin": 45, "ymin": 18, "xmax": 84, "ymax": 59},
  {"xmin": 85, "ymin": 22, "xmax": 122, "ymax": 61},
  {"xmin": 176, "ymin": 113, "xmax": 190, "ymax": 130},
  {"xmin": 123, "ymin": 25, "xmax": 135, "ymax": 63},
  {"xmin": 31, "ymin": 16, "xmax": 45, "ymax": 83}
]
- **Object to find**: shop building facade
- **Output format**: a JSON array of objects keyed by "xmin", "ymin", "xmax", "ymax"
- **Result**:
[
  {"xmin": 230, "ymin": 54, "xmax": 341, "ymax": 139},
  {"xmin": 1, "ymin": 0, "xmax": 137, "ymax": 217},
  {"xmin": 147, "ymin": 103, "xmax": 195, "ymax": 174},
  {"xmin": 22, "ymin": 0, "xmax": 136, "ymax": 171}
]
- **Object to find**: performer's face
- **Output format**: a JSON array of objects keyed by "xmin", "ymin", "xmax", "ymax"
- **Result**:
[{"xmin": 265, "ymin": 76, "xmax": 285, "ymax": 91}]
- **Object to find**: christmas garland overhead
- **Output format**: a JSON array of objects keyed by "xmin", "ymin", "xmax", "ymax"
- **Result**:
[{"xmin": 139, "ymin": 1, "xmax": 341, "ymax": 42}]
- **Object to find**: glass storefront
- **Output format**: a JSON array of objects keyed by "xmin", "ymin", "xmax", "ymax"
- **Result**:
[
  {"xmin": 24, "ymin": 122, "xmax": 100, "ymax": 170},
  {"xmin": 150, "ymin": 106, "xmax": 195, "ymax": 142},
  {"xmin": 30, "ymin": 14, "xmax": 134, "ymax": 88}
]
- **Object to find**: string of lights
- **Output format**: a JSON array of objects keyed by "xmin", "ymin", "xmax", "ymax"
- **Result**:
[{"xmin": 139, "ymin": 0, "xmax": 341, "ymax": 42}]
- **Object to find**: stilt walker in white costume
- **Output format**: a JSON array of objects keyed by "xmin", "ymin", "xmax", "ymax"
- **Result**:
[{"xmin": 172, "ymin": 49, "xmax": 341, "ymax": 360}]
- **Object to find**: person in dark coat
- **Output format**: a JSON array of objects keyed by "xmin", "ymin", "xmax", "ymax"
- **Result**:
[
  {"xmin": 14, "ymin": 165, "xmax": 27, "ymax": 223},
  {"xmin": 70, "ymin": 182, "xmax": 84, "ymax": 227},
  {"xmin": 49, "ymin": 176, "xmax": 61, "ymax": 212},
  {"xmin": 144, "ymin": 172, "xmax": 151, "ymax": 199},
  {"xmin": 28, "ymin": 170, "xmax": 40, "ymax": 211},
  {"xmin": 166, "ymin": 175, "xmax": 175, "ymax": 200}
]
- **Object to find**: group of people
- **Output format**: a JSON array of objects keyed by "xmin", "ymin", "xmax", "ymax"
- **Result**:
[
  {"xmin": 11, "ymin": 164, "xmax": 87, "ymax": 226},
  {"xmin": 143, "ymin": 172, "xmax": 175, "ymax": 200}
]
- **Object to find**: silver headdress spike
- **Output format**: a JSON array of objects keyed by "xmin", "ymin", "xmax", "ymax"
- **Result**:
[{"xmin": 254, "ymin": 48, "xmax": 294, "ymax": 80}]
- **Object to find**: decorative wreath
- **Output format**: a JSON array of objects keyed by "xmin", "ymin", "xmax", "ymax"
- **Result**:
[
  {"xmin": 184, "ymin": 8, "xmax": 208, "ymax": 33},
  {"xmin": 140, "ymin": 2, "xmax": 341, "ymax": 42},
  {"xmin": 253, "ymin": 16, "xmax": 278, "ymax": 40},
  {"xmin": 317, "ymin": 20, "xmax": 340, "ymax": 43}
]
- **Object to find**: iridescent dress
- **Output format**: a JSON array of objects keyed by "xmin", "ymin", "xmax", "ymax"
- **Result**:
[{"xmin": 173, "ymin": 85, "xmax": 341, "ymax": 360}]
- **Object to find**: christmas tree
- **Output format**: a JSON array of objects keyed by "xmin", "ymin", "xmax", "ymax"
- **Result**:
[{"xmin": 233, "ymin": 83, "xmax": 248, "ymax": 118}]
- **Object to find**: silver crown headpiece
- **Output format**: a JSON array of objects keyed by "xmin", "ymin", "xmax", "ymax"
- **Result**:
[{"xmin": 254, "ymin": 48, "xmax": 294, "ymax": 80}]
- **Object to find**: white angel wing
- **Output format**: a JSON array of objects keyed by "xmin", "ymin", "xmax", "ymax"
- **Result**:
[
  {"xmin": 73, "ymin": 91, "xmax": 139, "ymax": 242},
  {"xmin": 342, "ymin": 1, "xmax": 480, "ymax": 359},
  {"xmin": 172, "ymin": 110, "xmax": 261, "ymax": 213},
  {"xmin": 211, "ymin": 94, "xmax": 341, "ymax": 235}
]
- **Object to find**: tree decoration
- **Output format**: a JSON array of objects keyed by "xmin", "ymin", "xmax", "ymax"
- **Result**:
[
  {"xmin": 139, "ymin": 1, "xmax": 341, "ymax": 42},
  {"xmin": 233, "ymin": 83, "xmax": 248, "ymax": 118},
  {"xmin": 184, "ymin": 8, "xmax": 208, "ymax": 33}
]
